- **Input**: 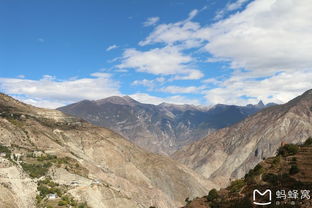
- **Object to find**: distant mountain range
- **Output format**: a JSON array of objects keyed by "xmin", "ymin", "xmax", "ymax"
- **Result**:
[
  {"xmin": 58, "ymin": 96, "xmax": 274, "ymax": 155},
  {"xmin": 173, "ymin": 89, "xmax": 312, "ymax": 187}
]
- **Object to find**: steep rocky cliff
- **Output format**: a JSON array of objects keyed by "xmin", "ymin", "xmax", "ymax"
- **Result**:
[
  {"xmin": 173, "ymin": 89, "xmax": 312, "ymax": 187},
  {"xmin": 0, "ymin": 93, "xmax": 215, "ymax": 208},
  {"xmin": 58, "ymin": 96, "xmax": 269, "ymax": 155}
]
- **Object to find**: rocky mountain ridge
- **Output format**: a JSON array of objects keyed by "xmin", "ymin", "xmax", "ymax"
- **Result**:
[
  {"xmin": 58, "ymin": 96, "xmax": 272, "ymax": 155},
  {"xmin": 173, "ymin": 89, "xmax": 312, "ymax": 187},
  {"xmin": 0, "ymin": 93, "xmax": 215, "ymax": 208}
]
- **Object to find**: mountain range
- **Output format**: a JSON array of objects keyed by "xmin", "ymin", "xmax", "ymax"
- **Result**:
[
  {"xmin": 58, "ymin": 96, "xmax": 273, "ymax": 155},
  {"xmin": 173, "ymin": 89, "xmax": 312, "ymax": 187},
  {"xmin": 1, "ymin": 89, "xmax": 311, "ymax": 208},
  {"xmin": 0, "ymin": 93, "xmax": 214, "ymax": 208}
]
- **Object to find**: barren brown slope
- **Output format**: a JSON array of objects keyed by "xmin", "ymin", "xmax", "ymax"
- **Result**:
[
  {"xmin": 0, "ymin": 93, "xmax": 216, "ymax": 208},
  {"xmin": 172, "ymin": 89, "xmax": 312, "ymax": 187},
  {"xmin": 182, "ymin": 140, "xmax": 312, "ymax": 208}
]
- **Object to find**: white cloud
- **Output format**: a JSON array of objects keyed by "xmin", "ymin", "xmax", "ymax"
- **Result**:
[
  {"xmin": 139, "ymin": 20, "xmax": 202, "ymax": 47},
  {"xmin": 160, "ymin": 85, "xmax": 205, "ymax": 94},
  {"xmin": 205, "ymin": 0, "xmax": 312, "ymax": 74},
  {"xmin": 204, "ymin": 70, "xmax": 312, "ymax": 105},
  {"xmin": 118, "ymin": 46, "xmax": 203, "ymax": 79},
  {"xmin": 143, "ymin": 17, "xmax": 160, "ymax": 27},
  {"xmin": 136, "ymin": 0, "xmax": 312, "ymax": 104},
  {"xmin": 132, "ymin": 77, "xmax": 166, "ymax": 89},
  {"xmin": 215, "ymin": 0, "xmax": 250, "ymax": 20},
  {"xmin": 202, "ymin": 78, "xmax": 222, "ymax": 85},
  {"xmin": 186, "ymin": 9, "xmax": 199, "ymax": 22},
  {"xmin": 129, "ymin": 93, "xmax": 201, "ymax": 105},
  {"xmin": 226, "ymin": 0, "xmax": 250, "ymax": 11},
  {"xmin": 106, "ymin": 44, "xmax": 118, "ymax": 51},
  {"xmin": 0, "ymin": 73, "xmax": 121, "ymax": 108},
  {"xmin": 17, "ymin": 75, "xmax": 25, "ymax": 78},
  {"xmin": 200, "ymin": 0, "xmax": 312, "ymax": 104}
]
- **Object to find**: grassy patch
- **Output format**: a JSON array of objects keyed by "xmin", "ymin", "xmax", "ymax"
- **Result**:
[
  {"xmin": 277, "ymin": 144, "xmax": 299, "ymax": 157},
  {"xmin": 21, "ymin": 162, "xmax": 52, "ymax": 178},
  {"xmin": 227, "ymin": 179, "xmax": 246, "ymax": 193},
  {"xmin": 0, "ymin": 144, "xmax": 11, "ymax": 159}
]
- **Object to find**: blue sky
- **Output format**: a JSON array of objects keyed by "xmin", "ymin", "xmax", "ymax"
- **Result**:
[{"xmin": 1, "ymin": 0, "xmax": 311, "ymax": 108}]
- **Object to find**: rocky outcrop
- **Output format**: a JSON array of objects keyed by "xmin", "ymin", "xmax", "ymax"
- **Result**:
[
  {"xmin": 0, "ymin": 93, "xmax": 215, "ymax": 208},
  {"xmin": 173, "ymin": 89, "xmax": 312, "ymax": 187},
  {"xmin": 58, "ymin": 96, "xmax": 270, "ymax": 155}
]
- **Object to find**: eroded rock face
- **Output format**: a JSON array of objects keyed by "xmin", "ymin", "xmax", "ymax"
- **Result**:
[
  {"xmin": 58, "ymin": 96, "xmax": 269, "ymax": 155},
  {"xmin": 0, "ymin": 93, "xmax": 215, "ymax": 208},
  {"xmin": 0, "ymin": 162, "xmax": 37, "ymax": 208},
  {"xmin": 173, "ymin": 89, "xmax": 312, "ymax": 187}
]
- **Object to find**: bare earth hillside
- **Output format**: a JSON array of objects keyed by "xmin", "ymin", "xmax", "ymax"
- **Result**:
[{"xmin": 0, "ymin": 93, "xmax": 215, "ymax": 208}]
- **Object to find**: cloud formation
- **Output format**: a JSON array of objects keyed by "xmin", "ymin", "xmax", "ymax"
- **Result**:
[
  {"xmin": 143, "ymin": 17, "xmax": 160, "ymax": 27},
  {"xmin": 106, "ymin": 44, "xmax": 118, "ymax": 51},
  {"xmin": 0, "ymin": 73, "xmax": 121, "ymax": 108},
  {"xmin": 133, "ymin": 0, "xmax": 312, "ymax": 104},
  {"xmin": 118, "ymin": 46, "xmax": 203, "ymax": 79}
]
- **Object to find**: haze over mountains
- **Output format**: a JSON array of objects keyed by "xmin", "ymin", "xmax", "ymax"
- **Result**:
[
  {"xmin": 173, "ymin": 89, "xmax": 312, "ymax": 187},
  {"xmin": 58, "ymin": 96, "xmax": 273, "ymax": 155},
  {"xmin": 0, "ymin": 93, "xmax": 214, "ymax": 208}
]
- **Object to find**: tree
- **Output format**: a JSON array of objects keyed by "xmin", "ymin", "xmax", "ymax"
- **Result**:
[
  {"xmin": 304, "ymin": 137, "xmax": 312, "ymax": 146},
  {"xmin": 289, "ymin": 165, "xmax": 299, "ymax": 175},
  {"xmin": 207, "ymin": 189, "xmax": 219, "ymax": 201},
  {"xmin": 277, "ymin": 144, "xmax": 298, "ymax": 156}
]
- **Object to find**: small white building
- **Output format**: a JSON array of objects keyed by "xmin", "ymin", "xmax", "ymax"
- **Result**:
[
  {"xmin": 0, "ymin": 153, "xmax": 6, "ymax": 157},
  {"xmin": 33, "ymin": 151, "xmax": 44, "ymax": 157},
  {"xmin": 47, "ymin": 193, "xmax": 58, "ymax": 200},
  {"xmin": 91, "ymin": 179, "xmax": 101, "ymax": 185},
  {"xmin": 13, "ymin": 153, "xmax": 22, "ymax": 161}
]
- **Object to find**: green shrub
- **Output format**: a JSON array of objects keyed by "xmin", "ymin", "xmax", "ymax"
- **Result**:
[
  {"xmin": 272, "ymin": 156, "xmax": 281, "ymax": 165},
  {"xmin": 185, "ymin": 197, "xmax": 191, "ymax": 204},
  {"xmin": 0, "ymin": 144, "xmax": 11, "ymax": 158},
  {"xmin": 35, "ymin": 195, "xmax": 42, "ymax": 203},
  {"xmin": 244, "ymin": 164, "xmax": 264, "ymax": 183},
  {"xmin": 78, "ymin": 203, "xmax": 88, "ymax": 208},
  {"xmin": 21, "ymin": 162, "xmax": 52, "ymax": 178},
  {"xmin": 58, "ymin": 200, "xmax": 67, "ymax": 206},
  {"xmin": 227, "ymin": 179, "xmax": 246, "ymax": 193},
  {"xmin": 207, "ymin": 188, "xmax": 219, "ymax": 201},
  {"xmin": 263, "ymin": 173, "xmax": 278, "ymax": 185},
  {"xmin": 277, "ymin": 144, "xmax": 299, "ymax": 156},
  {"xmin": 304, "ymin": 137, "xmax": 312, "ymax": 146},
  {"xmin": 289, "ymin": 165, "xmax": 299, "ymax": 175},
  {"xmin": 37, "ymin": 154, "xmax": 57, "ymax": 161},
  {"xmin": 38, "ymin": 184, "xmax": 50, "ymax": 197},
  {"xmin": 229, "ymin": 197, "xmax": 252, "ymax": 208}
]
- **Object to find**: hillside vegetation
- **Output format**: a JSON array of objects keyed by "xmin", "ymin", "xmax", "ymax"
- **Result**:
[{"xmin": 183, "ymin": 137, "xmax": 312, "ymax": 208}]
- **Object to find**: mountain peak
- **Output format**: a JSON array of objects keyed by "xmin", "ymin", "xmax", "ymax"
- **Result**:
[
  {"xmin": 95, "ymin": 95, "xmax": 139, "ymax": 106},
  {"xmin": 256, "ymin": 100, "xmax": 265, "ymax": 108}
]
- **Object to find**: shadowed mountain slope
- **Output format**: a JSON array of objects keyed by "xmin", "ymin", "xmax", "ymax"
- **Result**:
[{"xmin": 58, "ymin": 96, "xmax": 271, "ymax": 155}]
